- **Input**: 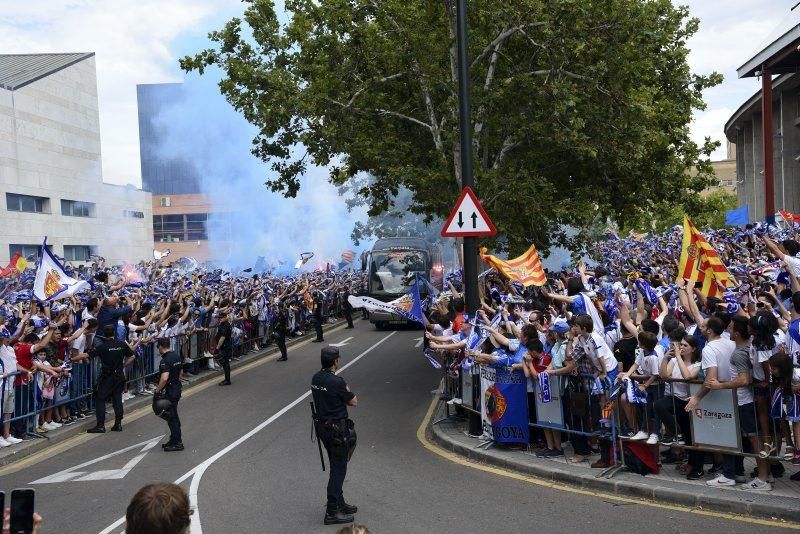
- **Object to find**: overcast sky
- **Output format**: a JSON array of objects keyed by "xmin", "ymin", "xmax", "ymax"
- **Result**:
[{"xmin": 0, "ymin": 0, "xmax": 793, "ymax": 187}]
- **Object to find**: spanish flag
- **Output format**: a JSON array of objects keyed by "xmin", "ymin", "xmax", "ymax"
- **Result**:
[
  {"xmin": 479, "ymin": 245, "xmax": 547, "ymax": 287},
  {"xmin": 678, "ymin": 216, "xmax": 733, "ymax": 298},
  {"xmin": 0, "ymin": 253, "xmax": 27, "ymax": 277}
]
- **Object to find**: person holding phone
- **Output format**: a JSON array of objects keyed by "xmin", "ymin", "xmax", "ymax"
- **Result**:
[{"xmin": 6, "ymin": 488, "xmax": 42, "ymax": 534}]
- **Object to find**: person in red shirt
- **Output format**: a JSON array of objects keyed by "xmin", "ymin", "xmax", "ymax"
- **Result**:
[{"xmin": 12, "ymin": 328, "xmax": 54, "ymax": 438}]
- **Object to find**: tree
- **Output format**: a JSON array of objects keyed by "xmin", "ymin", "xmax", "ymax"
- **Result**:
[
  {"xmin": 619, "ymin": 188, "xmax": 739, "ymax": 234},
  {"xmin": 181, "ymin": 0, "xmax": 722, "ymax": 256},
  {"xmin": 337, "ymin": 174, "xmax": 444, "ymax": 245}
]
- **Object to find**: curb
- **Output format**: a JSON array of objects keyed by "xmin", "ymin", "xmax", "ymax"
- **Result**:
[
  {"xmin": 0, "ymin": 319, "xmax": 352, "ymax": 468},
  {"xmin": 427, "ymin": 406, "xmax": 800, "ymax": 524}
]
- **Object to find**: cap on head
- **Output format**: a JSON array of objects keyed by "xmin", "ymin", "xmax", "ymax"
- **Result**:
[{"xmin": 321, "ymin": 346, "xmax": 339, "ymax": 369}]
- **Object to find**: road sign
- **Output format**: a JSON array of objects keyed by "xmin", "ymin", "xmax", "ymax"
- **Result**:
[
  {"xmin": 32, "ymin": 435, "xmax": 164, "ymax": 484},
  {"xmin": 441, "ymin": 186, "xmax": 497, "ymax": 237}
]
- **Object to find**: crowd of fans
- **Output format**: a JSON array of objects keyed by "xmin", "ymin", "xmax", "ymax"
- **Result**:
[
  {"xmin": 424, "ymin": 221, "xmax": 800, "ymax": 491},
  {"xmin": 0, "ymin": 257, "xmax": 364, "ymax": 444}
]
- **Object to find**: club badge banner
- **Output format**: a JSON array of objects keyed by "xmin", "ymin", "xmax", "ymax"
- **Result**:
[{"xmin": 479, "ymin": 365, "xmax": 529, "ymax": 443}]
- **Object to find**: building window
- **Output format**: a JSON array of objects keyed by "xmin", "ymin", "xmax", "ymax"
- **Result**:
[
  {"xmin": 153, "ymin": 214, "xmax": 184, "ymax": 242},
  {"xmin": 63, "ymin": 245, "xmax": 96, "ymax": 262},
  {"xmin": 9, "ymin": 244, "xmax": 48, "ymax": 259},
  {"xmin": 61, "ymin": 199, "xmax": 96, "ymax": 218},
  {"xmin": 186, "ymin": 213, "xmax": 208, "ymax": 241},
  {"xmin": 6, "ymin": 193, "xmax": 48, "ymax": 213},
  {"xmin": 160, "ymin": 197, "xmax": 171, "ymax": 207},
  {"xmin": 123, "ymin": 210, "xmax": 145, "ymax": 218}
]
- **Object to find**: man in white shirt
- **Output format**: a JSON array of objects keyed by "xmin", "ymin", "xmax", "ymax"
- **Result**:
[
  {"xmin": 684, "ymin": 316, "xmax": 735, "ymax": 480},
  {"xmin": 704, "ymin": 316, "xmax": 770, "ymax": 491}
]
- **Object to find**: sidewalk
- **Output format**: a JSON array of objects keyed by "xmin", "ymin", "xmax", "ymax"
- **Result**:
[
  {"xmin": 428, "ymin": 401, "xmax": 800, "ymax": 523},
  {"xmin": 0, "ymin": 319, "xmax": 349, "ymax": 468}
]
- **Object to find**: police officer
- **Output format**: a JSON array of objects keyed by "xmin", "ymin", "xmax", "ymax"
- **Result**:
[
  {"xmin": 341, "ymin": 285, "xmax": 354, "ymax": 329},
  {"xmin": 312, "ymin": 290, "xmax": 324, "ymax": 343},
  {"xmin": 87, "ymin": 324, "xmax": 134, "ymax": 433},
  {"xmin": 214, "ymin": 312, "xmax": 233, "ymax": 386},
  {"xmin": 311, "ymin": 347, "xmax": 358, "ymax": 525},
  {"xmin": 154, "ymin": 338, "xmax": 184, "ymax": 451},
  {"xmin": 272, "ymin": 301, "xmax": 289, "ymax": 362}
]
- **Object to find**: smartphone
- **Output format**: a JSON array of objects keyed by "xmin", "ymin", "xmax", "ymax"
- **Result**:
[{"xmin": 10, "ymin": 488, "xmax": 34, "ymax": 534}]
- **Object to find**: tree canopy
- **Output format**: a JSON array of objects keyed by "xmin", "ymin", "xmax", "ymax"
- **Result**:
[{"xmin": 181, "ymin": 0, "xmax": 722, "ymax": 256}]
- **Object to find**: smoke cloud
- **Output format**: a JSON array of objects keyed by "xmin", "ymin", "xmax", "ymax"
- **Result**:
[{"xmin": 150, "ymin": 73, "xmax": 368, "ymax": 271}]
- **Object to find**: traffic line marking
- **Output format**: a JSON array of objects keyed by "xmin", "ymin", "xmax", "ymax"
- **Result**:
[
  {"xmin": 31, "ymin": 435, "xmax": 164, "ymax": 484},
  {"xmin": 329, "ymin": 336, "xmax": 354, "ymax": 347},
  {"xmin": 415, "ymin": 397, "xmax": 800, "ymax": 531},
  {"xmin": 100, "ymin": 330, "xmax": 397, "ymax": 534}
]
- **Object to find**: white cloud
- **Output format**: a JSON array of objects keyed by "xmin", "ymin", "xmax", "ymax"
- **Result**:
[
  {"xmin": 0, "ymin": 0, "xmax": 239, "ymax": 187},
  {"xmin": 677, "ymin": 0, "xmax": 792, "ymax": 160}
]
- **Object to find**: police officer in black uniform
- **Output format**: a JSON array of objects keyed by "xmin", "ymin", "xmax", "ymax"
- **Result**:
[
  {"xmin": 154, "ymin": 338, "xmax": 184, "ymax": 451},
  {"xmin": 312, "ymin": 290, "xmax": 324, "ymax": 343},
  {"xmin": 272, "ymin": 302, "xmax": 289, "ymax": 361},
  {"xmin": 311, "ymin": 347, "xmax": 358, "ymax": 525},
  {"xmin": 87, "ymin": 324, "xmax": 134, "ymax": 433},
  {"xmin": 341, "ymin": 285, "xmax": 354, "ymax": 329},
  {"xmin": 214, "ymin": 312, "xmax": 233, "ymax": 385}
]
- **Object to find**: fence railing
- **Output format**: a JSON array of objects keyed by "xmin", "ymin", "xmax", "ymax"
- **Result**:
[{"xmin": 434, "ymin": 353, "xmax": 796, "ymax": 479}]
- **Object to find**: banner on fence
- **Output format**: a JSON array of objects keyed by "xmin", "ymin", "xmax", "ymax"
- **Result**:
[
  {"xmin": 534, "ymin": 374, "xmax": 564, "ymax": 429},
  {"xmin": 688, "ymin": 384, "xmax": 742, "ymax": 451},
  {"xmin": 479, "ymin": 365, "xmax": 528, "ymax": 443}
]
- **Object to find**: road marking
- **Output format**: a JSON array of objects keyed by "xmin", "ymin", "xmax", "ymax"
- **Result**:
[
  {"xmin": 100, "ymin": 330, "xmax": 397, "ymax": 534},
  {"xmin": 0, "ymin": 323, "xmax": 350, "ymax": 479},
  {"xmin": 32, "ymin": 435, "xmax": 164, "ymax": 484},
  {"xmin": 329, "ymin": 336, "xmax": 354, "ymax": 347},
  {"xmin": 414, "ymin": 336, "xmax": 423, "ymax": 348},
  {"xmin": 415, "ymin": 397, "xmax": 800, "ymax": 531}
]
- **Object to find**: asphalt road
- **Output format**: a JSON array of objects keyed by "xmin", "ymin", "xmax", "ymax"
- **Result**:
[{"xmin": 0, "ymin": 321, "xmax": 790, "ymax": 533}]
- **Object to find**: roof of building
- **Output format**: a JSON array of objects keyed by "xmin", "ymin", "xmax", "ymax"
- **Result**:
[
  {"xmin": 724, "ymin": 73, "xmax": 799, "ymax": 140},
  {"xmin": 738, "ymin": 5, "xmax": 800, "ymax": 78},
  {"xmin": 0, "ymin": 53, "xmax": 94, "ymax": 91}
]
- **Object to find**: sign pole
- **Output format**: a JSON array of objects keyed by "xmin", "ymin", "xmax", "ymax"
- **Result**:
[
  {"xmin": 455, "ymin": 0, "xmax": 483, "ymax": 438},
  {"xmin": 456, "ymin": 0, "xmax": 478, "ymax": 317}
]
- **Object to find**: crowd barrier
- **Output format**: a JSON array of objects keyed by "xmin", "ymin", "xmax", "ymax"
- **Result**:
[
  {"xmin": 0, "ymin": 303, "xmax": 352, "ymax": 444},
  {"xmin": 0, "ymin": 322, "xmax": 274, "ymax": 441},
  {"xmin": 437, "ymin": 358, "xmax": 796, "ymax": 479}
]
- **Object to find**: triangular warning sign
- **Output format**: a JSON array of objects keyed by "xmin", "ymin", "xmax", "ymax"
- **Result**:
[
  {"xmin": 31, "ymin": 435, "xmax": 164, "ymax": 484},
  {"xmin": 441, "ymin": 187, "xmax": 497, "ymax": 237}
]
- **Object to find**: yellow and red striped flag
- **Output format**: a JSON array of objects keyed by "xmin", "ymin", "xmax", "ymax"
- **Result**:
[
  {"xmin": 780, "ymin": 209, "xmax": 799, "ymax": 225},
  {"xmin": 678, "ymin": 216, "xmax": 733, "ymax": 298},
  {"xmin": 479, "ymin": 245, "xmax": 547, "ymax": 287}
]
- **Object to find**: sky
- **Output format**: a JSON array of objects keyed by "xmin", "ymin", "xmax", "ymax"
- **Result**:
[{"xmin": 0, "ymin": 0, "xmax": 794, "ymax": 186}]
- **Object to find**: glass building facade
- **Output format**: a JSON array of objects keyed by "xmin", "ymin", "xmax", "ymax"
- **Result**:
[{"xmin": 136, "ymin": 83, "xmax": 202, "ymax": 195}]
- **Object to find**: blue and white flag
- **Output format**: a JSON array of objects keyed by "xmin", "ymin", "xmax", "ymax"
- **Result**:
[{"xmin": 33, "ymin": 238, "xmax": 90, "ymax": 302}]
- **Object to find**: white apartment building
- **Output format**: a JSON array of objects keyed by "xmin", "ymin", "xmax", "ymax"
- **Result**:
[{"xmin": 0, "ymin": 53, "xmax": 153, "ymax": 265}]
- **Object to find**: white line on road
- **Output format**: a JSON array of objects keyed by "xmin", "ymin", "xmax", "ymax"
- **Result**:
[
  {"xmin": 99, "ymin": 331, "xmax": 397, "ymax": 534},
  {"xmin": 414, "ymin": 336, "xmax": 423, "ymax": 348},
  {"xmin": 328, "ymin": 336, "xmax": 354, "ymax": 347},
  {"xmin": 33, "ymin": 435, "xmax": 164, "ymax": 484}
]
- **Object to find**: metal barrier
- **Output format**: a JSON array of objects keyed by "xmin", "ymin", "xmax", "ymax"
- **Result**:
[{"xmin": 432, "ymin": 354, "xmax": 799, "ymax": 480}]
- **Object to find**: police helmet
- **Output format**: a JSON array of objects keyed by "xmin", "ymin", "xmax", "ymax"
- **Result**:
[{"xmin": 152, "ymin": 397, "xmax": 173, "ymax": 420}]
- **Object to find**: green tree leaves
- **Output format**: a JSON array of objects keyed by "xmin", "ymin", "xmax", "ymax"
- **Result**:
[{"xmin": 182, "ymin": 0, "xmax": 721, "ymax": 256}]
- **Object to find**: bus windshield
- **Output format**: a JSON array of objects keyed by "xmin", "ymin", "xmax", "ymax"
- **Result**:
[{"xmin": 369, "ymin": 250, "xmax": 428, "ymax": 297}]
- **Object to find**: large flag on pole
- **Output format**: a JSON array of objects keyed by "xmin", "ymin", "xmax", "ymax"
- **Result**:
[
  {"xmin": 479, "ymin": 245, "xmax": 546, "ymax": 287},
  {"xmin": 678, "ymin": 217, "xmax": 733, "ymax": 298},
  {"xmin": 33, "ymin": 238, "xmax": 90, "ymax": 301}
]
